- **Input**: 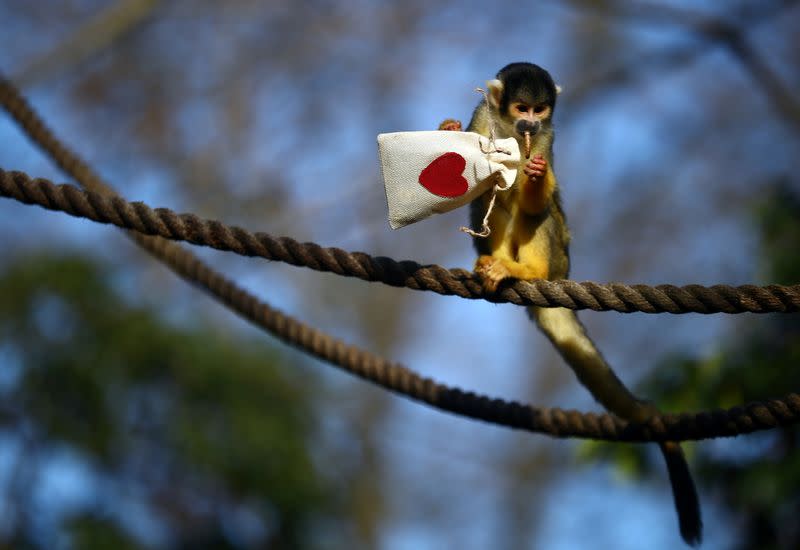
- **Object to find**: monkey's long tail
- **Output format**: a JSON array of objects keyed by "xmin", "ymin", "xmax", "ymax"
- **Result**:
[{"xmin": 529, "ymin": 306, "xmax": 703, "ymax": 546}]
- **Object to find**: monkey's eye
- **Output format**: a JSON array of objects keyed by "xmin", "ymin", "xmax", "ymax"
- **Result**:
[
  {"xmin": 533, "ymin": 104, "xmax": 547, "ymax": 114},
  {"xmin": 514, "ymin": 104, "xmax": 529, "ymax": 114}
]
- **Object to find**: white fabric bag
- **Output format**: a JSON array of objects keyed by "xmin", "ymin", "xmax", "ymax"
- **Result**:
[{"xmin": 377, "ymin": 131, "xmax": 520, "ymax": 230}]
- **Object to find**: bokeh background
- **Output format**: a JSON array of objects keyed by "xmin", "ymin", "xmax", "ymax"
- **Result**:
[{"xmin": 0, "ymin": 1, "xmax": 799, "ymax": 548}]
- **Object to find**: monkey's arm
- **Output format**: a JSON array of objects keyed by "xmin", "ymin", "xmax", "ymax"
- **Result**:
[
  {"xmin": 442, "ymin": 114, "xmax": 554, "ymax": 215},
  {"xmin": 519, "ymin": 158, "xmax": 556, "ymax": 215}
]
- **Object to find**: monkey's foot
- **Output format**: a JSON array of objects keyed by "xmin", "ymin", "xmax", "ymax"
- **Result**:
[
  {"xmin": 523, "ymin": 155, "xmax": 547, "ymax": 182},
  {"xmin": 438, "ymin": 118, "xmax": 463, "ymax": 132},
  {"xmin": 475, "ymin": 255, "xmax": 512, "ymax": 293}
]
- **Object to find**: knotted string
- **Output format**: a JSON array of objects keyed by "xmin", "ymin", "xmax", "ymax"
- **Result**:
[{"xmin": 460, "ymin": 88, "xmax": 514, "ymax": 238}]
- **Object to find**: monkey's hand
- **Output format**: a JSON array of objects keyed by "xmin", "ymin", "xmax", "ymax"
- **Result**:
[
  {"xmin": 523, "ymin": 155, "xmax": 547, "ymax": 182},
  {"xmin": 475, "ymin": 255, "xmax": 511, "ymax": 293},
  {"xmin": 438, "ymin": 119, "xmax": 463, "ymax": 131}
]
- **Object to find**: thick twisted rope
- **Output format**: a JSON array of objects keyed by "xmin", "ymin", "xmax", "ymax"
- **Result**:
[
  {"xmin": 4, "ymin": 176, "xmax": 800, "ymax": 442},
  {"xmin": 2, "ymin": 169, "xmax": 799, "ymax": 315},
  {"xmin": 3, "ymin": 75, "xmax": 800, "ymax": 442}
]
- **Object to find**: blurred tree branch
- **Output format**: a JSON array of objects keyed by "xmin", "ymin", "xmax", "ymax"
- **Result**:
[
  {"xmin": 15, "ymin": 0, "xmax": 161, "ymax": 88},
  {"xmin": 563, "ymin": 0, "xmax": 800, "ymax": 130}
]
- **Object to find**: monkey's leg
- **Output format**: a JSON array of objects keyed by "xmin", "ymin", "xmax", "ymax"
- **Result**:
[
  {"xmin": 474, "ymin": 201, "xmax": 516, "ymax": 292},
  {"xmin": 475, "ymin": 252, "xmax": 549, "ymax": 292},
  {"xmin": 476, "ymin": 256, "xmax": 549, "ymax": 292},
  {"xmin": 475, "ymin": 255, "xmax": 511, "ymax": 292},
  {"xmin": 514, "ymin": 237, "xmax": 551, "ymax": 280},
  {"xmin": 473, "ymin": 204, "xmax": 548, "ymax": 291},
  {"xmin": 475, "ymin": 206, "xmax": 551, "ymax": 291}
]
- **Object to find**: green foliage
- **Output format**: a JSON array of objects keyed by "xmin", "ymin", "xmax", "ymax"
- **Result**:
[
  {"xmin": 0, "ymin": 254, "xmax": 348, "ymax": 548},
  {"xmin": 757, "ymin": 183, "xmax": 800, "ymax": 286},
  {"xmin": 66, "ymin": 517, "xmax": 144, "ymax": 550}
]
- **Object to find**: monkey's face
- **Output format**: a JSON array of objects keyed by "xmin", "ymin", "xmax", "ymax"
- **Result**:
[
  {"xmin": 486, "ymin": 62, "xmax": 558, "ymax": 143},
  {"xmin": 488, "ymin": 84, "xmax": 555, "ymax": 141},
  {"xmin": 506, "ymin": 100, "xmax": 552, "ymax": 139}
]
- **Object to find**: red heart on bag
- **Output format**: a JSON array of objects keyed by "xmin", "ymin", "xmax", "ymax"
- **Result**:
[{"xmin": 418, "ymin": 152, "xmax": 468, "ymax": 198}]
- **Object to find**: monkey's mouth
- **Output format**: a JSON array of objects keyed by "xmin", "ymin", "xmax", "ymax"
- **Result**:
[
  {"xmin": 515, "ymin": 119, "xmax": 540, "ymax": 136},
  {"xmin": 515, "ymin": 120, "xmax": 540, "ymax": 158}
]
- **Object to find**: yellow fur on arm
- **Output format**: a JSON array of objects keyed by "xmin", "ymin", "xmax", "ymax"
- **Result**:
[{"xmin": 519, "ymin": 167, "xmax": 556, "ymax": 215}]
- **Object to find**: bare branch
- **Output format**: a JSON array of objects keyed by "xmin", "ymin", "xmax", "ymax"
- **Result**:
[{"xmin": 15, "ymin": 0, "xmax": 161, "ymax": 87}]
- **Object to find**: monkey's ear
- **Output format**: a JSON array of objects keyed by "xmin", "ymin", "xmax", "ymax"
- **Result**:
[
  {"xmin": 486, "ymin": 79, "xmax": 503, "ymax": 108},
  {"xmin": 555, "ymin": 84, "xmax": 563, "ymax": 94}
]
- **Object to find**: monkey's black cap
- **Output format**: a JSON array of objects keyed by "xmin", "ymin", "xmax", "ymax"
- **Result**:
[{"xmin": 496, "ymin": 62, "xmax": 558, "ymax": 112}]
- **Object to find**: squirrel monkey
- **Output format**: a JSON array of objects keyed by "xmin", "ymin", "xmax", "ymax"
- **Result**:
[{"xmin": 439, "ymin": 63, "xmax": 702, "ymax": 545}]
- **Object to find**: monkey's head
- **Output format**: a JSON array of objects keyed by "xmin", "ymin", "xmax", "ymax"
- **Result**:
[{"xmin": 486, "ymin": 62, "xmax": 560, "ymax": 143}]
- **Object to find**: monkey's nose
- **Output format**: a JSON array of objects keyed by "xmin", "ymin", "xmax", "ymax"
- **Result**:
[{"xmin": 516, "ymin": 119, "xmax": 540, "ymax": 135}]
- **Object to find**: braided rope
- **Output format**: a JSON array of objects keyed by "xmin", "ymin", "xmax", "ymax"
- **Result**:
[
  {"xmin": 2, "ymin": 169, "xmax": 799, "ymax": 315},
  {"xmin": 3, "ymin": 75, "xmax": 800, "ymax": 442}
]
